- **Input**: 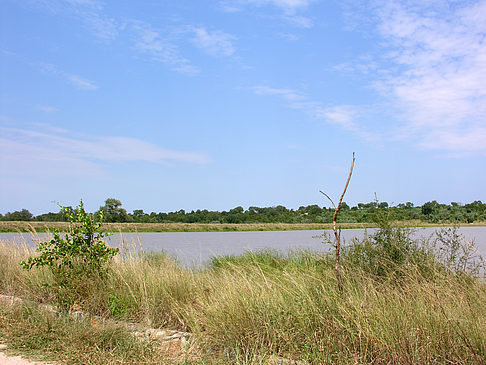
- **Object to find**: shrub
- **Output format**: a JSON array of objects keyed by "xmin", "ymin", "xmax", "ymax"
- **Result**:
[
  {"xmin": 341, "ymin": 206, "xmax": 435, "ymax": 278},
  {"xmin": 20, "ymin": 200, "xmax": 118, "ymax": 310}
]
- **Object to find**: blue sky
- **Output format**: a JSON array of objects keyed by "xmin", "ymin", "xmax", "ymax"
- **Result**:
[{"xmin": 1, "ymin": 0, "xmax": 485, "ymax": 215}]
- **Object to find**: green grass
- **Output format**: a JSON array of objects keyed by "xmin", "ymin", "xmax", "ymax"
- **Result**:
[{"xmin": 1, "ymin": 228, "xmax": 485, "ymax": 364}]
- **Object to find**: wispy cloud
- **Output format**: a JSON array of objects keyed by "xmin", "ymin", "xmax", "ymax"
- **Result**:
[
  {"xmin": 369, "ymin": 0, "xmax": 486, "ymax": 152},
  {"xmin": 252, "ymin": 85, "xmax": 373, "ymax": 139},
  {"xmin": 190, "ymin": 27, "xmax": 236, "ymax": 57},
  {"xmin": 221, "ymin": 0, "xmax": 314, "ymax": 27},
  {"xmin": 333, "ymin": 55, "xmax": 378, "ymax": 75},
  {"xmin": 245, "ymin": 0, "xmax": 313, "ymax": 13},
  {"xmin": 321, "ymin": 105, "xmax": 359, "ymax": 131},
  {"xmin": 80, "ymin": 11, "xmax": 118, "ymax": 42},
  {"xmin": 0, "ymin": 123, "xmax": 209, "ymax": 178},
  {"xmin": 65, "ymin": 74, "xmax": 98, "ymax": 90},
  {"xmin": 420, "ymin": 127, "xmax": 486, "ymax": 152},
  {"xmin": 40, "ymin": 63, "xmax": 98, "ymax": 90},
  {"xmin": 33, "ymin": 1, "xmax": 237, "ymax": 74},
  {"xmin": 37, "ymin": 0, "xmax": 118, "ymax": 41},
  {"xmin": 252, "ymin": 85, "xmax": 305, "ymax": 101},
  {"xmin": 278, "ymin": 32, "xmax": 299, "ymax": 41},
  {"xmin": 283, "ymin": 14, "xmax": 313, "ymax": 28},
  {"xmin": 130, "ymin": 22, "xmax": 199, "ymax": 75}
]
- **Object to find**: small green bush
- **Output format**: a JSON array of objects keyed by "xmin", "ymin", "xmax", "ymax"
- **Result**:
[
  {"xmin": 341, "ymin": 207, "xmax": 485, "ymax": 280},
  {"xmin": 341, "ymin": 206, "xmax": 435, "ymax": 278},
  {"xmin": 20, "ymin": 201, "xmax": 118, "ymax": 310}
]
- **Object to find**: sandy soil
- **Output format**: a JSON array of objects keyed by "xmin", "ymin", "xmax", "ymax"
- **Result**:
[{"xmin": 0, "ymin": 345, "xmax": 55, "ymax": 365}]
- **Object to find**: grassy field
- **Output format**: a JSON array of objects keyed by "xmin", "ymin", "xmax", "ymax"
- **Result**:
[
  {"xmin": 1, "ymin": 220, "xmax": 486, "ymax": 232},
  {"xmin": 0, "ymin": 224, "xmax": 485, "ymax": 364}
]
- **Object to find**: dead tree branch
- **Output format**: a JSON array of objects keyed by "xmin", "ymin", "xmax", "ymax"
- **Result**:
[{"xmin": 320, "ymin": 152, "xmax": 355, "ymax": 290}]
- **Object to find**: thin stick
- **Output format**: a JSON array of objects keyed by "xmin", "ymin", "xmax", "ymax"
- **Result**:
[
  {"xmin": 334, "ymin": 152, "xmax": 355, "ymax": 289},
  {"xmin": 319, "ymin": 190, "xmax": 336, "ymax": 209},
  {"xmin": 321, "ymin": 152, "xmax": 355, "ymax": 290}
]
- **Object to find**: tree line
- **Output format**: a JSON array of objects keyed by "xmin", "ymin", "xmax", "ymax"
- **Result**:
[{"xmin": 1, "ymin": 198, "xmax": 486, "ymax": 224}]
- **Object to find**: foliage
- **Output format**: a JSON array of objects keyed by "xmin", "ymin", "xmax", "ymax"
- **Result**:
[
  {"xmin": 20, "ymin": 200, "xmax": 118, "ymax": 310},
  {"xmin": 3, "ymin": 199, "xmax": 486, "ymax": 224},
  {"xmin": 341, "ymin": 207, "xmax": 433, "ymax": 278},
  {"xmin": 0, "ymin": 209, "xmax": 33, "ymax": 221},
  {"xmin": 422, "ymin": 200, "xmax": 438, "ymax": 216},
  {"xmin": 98, "ymin": 198, "xmax": 129, "ymax": 223},
  {"xmin": 341, "ymin": 206, "xmax": 486, "ymax": 280}
]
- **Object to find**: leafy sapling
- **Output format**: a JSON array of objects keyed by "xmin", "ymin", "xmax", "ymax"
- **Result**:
[{"xmin": 21, "ymin": 200, "xmax": 119, "ymax": 310}]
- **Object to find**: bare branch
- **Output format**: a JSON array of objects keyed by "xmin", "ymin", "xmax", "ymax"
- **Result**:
[
  {"xmin": 320, "ymin": 152, "xmax": 355, "ymax": 291},
  {"xmin": 319, "ymin": 190, "xmax": 336, "ymax": 209},
  {"xmin": 333, "ymin": 152, "xmax": 355, "ymax": 224}
]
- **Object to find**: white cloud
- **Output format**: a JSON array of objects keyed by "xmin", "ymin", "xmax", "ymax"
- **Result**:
[
  {"xmin": 191, "ymin": 27, "xmax": 236, "ymax": 56},
  {"xmin": 40, "ymin": 63, "xmax": 98, "ymax": 90},
  {"xmin": 252, "ymin": 85, "xmax": 374, "ymax": 139},
  {"xmin": 0, "ymin": 124, "xmax": 209, "ymax": 179},
  {"xmin": 131, "ymin": 23, "xmax": 199, "ymax": 75},
  {"xmin": 372, "ymin": 0, "xmax": 486, "ymax": 152}
]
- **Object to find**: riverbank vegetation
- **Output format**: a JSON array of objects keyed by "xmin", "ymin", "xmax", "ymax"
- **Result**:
[
  {"xmin": 1, "ymin": 207, "xmax": 485, "ymax": 364},
  {"xmin": 2, "ymin": 198, "xmax": 486, "ymax": 228}
]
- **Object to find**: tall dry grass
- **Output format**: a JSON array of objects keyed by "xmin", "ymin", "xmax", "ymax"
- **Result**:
[{"xmin": 1, "ymin": 235, "xmax": 485, "ymax": 364}]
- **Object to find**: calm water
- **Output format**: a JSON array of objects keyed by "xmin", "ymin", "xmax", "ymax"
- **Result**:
[{"xmin": 1, "ymin": 227, "xmax": 485, "ymax": 267}]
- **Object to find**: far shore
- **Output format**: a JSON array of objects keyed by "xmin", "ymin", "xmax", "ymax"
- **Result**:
[{"xmin": 1, "ymin": 220, "xmax": 486, "ymax": 233}]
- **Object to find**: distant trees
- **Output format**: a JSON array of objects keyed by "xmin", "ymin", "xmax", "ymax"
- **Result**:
[
  {"xmin": 35, "ymin": 211, "xmax": 65, "ymax": 222},
  {"xmin": 2, "ymin": 199, "xmax": 485, "ymax": 224},
  {"xmin": 1, "ymin": 209, "xmax": 33, "ymax": 221}
]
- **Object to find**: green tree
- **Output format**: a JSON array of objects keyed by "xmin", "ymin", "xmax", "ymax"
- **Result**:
[
  {"xmin": 99, "ymin": 198, "xmax": 128, "ymax": 223},
  {"xmin": 132, "ymin": 209, "xmax": 149, "ymax": 222},
  {"xmin": 422, "ymin": 201, "xmax": 438, "ymax": 216},
  {"xmin": 378, "ymin": 202, "xmax": 389, "ymax": 209},
  {"xmin": 229, "ymin": 206, "xmax": 244, "ymax": 214}
]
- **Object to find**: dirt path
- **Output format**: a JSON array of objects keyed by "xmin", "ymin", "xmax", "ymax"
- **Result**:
[{"xmin": 0, "ymin": 345, "xmax": 55, "ymax": 365}]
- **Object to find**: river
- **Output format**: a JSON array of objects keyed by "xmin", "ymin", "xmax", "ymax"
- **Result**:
[{"xmin": 1, "ymin": 227, "xmax": 485, "ymax": 267}]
